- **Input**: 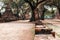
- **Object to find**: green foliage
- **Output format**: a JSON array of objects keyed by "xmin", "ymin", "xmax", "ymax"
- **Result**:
[
  {"xmin": 11, "ymin": 2, "xmax": 17, "ymax": 8},
  {"xmin": 18, "ymin": 0, "xmax": 25, "ymax": 7}
]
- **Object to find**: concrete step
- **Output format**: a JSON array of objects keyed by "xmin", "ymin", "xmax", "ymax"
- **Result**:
[
  {"xmin": 34, "ymin": 34, "xmax": 59, "ymax": 40},
  {"xmin": 35, "ymin": 28, "xmax": 53, "ymax": 34}
]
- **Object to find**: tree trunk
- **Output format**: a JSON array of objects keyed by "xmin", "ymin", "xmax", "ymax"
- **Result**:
[
  {"xmin": 55, "ymin": 7, "xmax": 60, "ymax": 19},
  {"xmin": 40, "ymin": 8, "xmax": 45, "ymax": 20},
  {"xmin": 30, "ymin": 10, "xmax": 35, "ymax": 22},
  {"xmin": 40, "ymin": 12, "xmax": 44, "ymax": 20},
  {"xmin": 57, "ymin": 8, "xmax": 60, "ymax": 19},
  {"xmin": 16, "ymin": 6, "xmax": 19, "ymax": 17},
  {"xmin": 58, "ymin": 7, "xmax": 60, "ymax": 15},
  {"xmin": 0, "ymin": 13, "xmax": 1, "ymax": 18},
  {"xmin": 30, "ymin": 8, "xmax": 40, "ymax": 22},
  {"xmin": 14, "ymin": 5, "xmax": 19, "ymax": 18}
]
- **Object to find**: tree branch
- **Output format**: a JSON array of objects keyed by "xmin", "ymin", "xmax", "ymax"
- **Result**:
[
  {"xmin": 24, "ymin": 0, "xmax": 34, "ymax": 10},
  {"xmin": 24, "ymin": 0, "xmax": 32, "ymax": 7},
  {"xmin": 37, "ymin": 0, "xmax": 38, "ymax": 3},
  {"xmin": 36, "ymin": 0, "xmax": 46, "ymax": 7}
]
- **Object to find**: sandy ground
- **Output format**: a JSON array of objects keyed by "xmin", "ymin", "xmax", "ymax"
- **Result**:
[{"xmin": 0, "ymin": 23, "xmax": 35, "ymax": 40}]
